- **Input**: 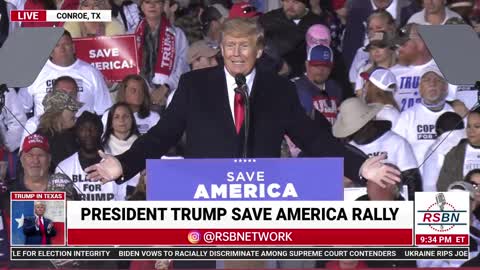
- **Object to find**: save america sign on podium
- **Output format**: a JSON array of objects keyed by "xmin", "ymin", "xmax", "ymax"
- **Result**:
[{"xmin": 146, "ymin": 158, "xmax": 344, "ymax": 201}]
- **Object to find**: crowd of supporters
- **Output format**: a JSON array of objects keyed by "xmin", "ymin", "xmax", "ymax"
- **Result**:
[{"xmin": 2, "ymin": 0, "xmax": 480, "ymax": 268}]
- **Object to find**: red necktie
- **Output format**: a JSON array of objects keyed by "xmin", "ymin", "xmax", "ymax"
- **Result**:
[
  {"xmin": 39, "ymin": 217, "xmax": 47, "ymax": 244},
  {"xmin": 234, "ymin": 92, "xmax": 244, "ymax": 134}
]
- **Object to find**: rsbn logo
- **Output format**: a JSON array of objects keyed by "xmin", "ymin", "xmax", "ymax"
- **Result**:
[{"xmin": 417, "ymin": 193, "xmax": 467, "ymax": 232}]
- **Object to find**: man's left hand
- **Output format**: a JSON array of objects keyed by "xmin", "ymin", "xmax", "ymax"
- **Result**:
[
  {"xmin": 151, "ymin": 85, "xmax": 169, "ymax": 105},
  {"xmin": 360, "ymin": 154, "xmax": 401, "ymax": 188},
  {"xmin": 47, "ymin": 222, "xmax": 54, "ymax": 233}
]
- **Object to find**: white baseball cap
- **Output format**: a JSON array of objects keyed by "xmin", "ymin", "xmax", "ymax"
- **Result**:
[
  {"xmin": 361, "ymin": 68, "xmax": 397, "ymax": 92},
  {"xmin": 421, "ymin": 66, "xmax": 445, "ymax": 80}
]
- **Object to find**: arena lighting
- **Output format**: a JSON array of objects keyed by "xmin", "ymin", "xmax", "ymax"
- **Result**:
[
  {"xmin": 0, "ymin": 27, "xmax": 63, "ymax": 110},
  {"xmin": 417, "ymin": 24, "xmax": 480, "ymax": 86}
]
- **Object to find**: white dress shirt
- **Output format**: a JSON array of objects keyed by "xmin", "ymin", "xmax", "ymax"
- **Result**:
[
  {"xmin": 371, "ymin": 0, "xmax": 397, "ymax": 19},
  {"xmin": 224, "ymin": 68, "xmax": 256, "ymax": 125}
]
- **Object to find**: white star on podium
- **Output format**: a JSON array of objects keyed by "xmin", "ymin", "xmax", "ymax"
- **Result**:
[{"xmin": 15, "ymin": 214, "xmax": 24, "ymax": 229}]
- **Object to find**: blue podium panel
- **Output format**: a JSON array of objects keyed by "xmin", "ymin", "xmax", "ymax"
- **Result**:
[{"xmin": 147, "ymin": 158, "xmax": 344, "ymax": 201}]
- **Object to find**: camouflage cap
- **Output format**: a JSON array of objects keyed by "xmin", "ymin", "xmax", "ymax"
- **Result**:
[{"xmin": 42, "ymin": 90, "xmax": 84, "ymax": 113}]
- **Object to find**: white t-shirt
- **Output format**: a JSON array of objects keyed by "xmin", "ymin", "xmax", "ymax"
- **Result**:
[
  {"xmin": 354, "ymin": 62, "xmax": 373, "ymax": 92},
  {"xmin": 390, "ymin": 60, "xmax": 456, "ymax": 111},
  {"xmin": 1, "ymin": 90, "xmax": 27, "ymax": 151},
  {"xmin": 370, "ymin": 0, "xmax": 398, "ymax": 19},
  {"xmin": 18, "ymin": 59, "xmax": 112, "ymax": 117},
  {"xmin": 464, "ymin": 144, "xmax": 480, "ymax": 176},
  {"xmin": 350, "ymin": 130, "xmax": 417, "ymax": 172},
  {"xmin": 349, "ymin": 48, "xmax": 370, "ymax": 84},
  {"xmin": 19, "ymin": 116, "xmax": 39, "ymax": 152},
  {"xmin": 456, "ymin": 84, "xmax": 477, "ymax": 110},
  {"xmin": 376, "ymin": 104, "xmax": 400, "ymax": 127},
  {"xmin": 104, "ymin": 134, "xmax": 140, "ymax": 201},
  {"xmin": 392, "ymin": 103, "xmax": 454, "ymax": 165},
  {"xmin": 56, "ymin": 153, "xmax": 115, "ymax": 201},
  {"xmin": 422, "ymin": 129, "xmax": 466, "ymax": 192},
  {"xmin": 407, "ymin": 8, "xmax": 461, "ymax": 25},
  {"xmin": 101, "ymin": 110, "xmax": 160, "ymax": 135}
]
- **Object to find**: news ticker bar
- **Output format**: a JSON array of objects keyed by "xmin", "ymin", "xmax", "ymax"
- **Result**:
[{"xmin": 11, "ymin": 247, "xmax": 469, "ymax": 261}]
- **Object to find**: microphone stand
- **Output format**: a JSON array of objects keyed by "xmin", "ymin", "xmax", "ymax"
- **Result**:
[
  {"xmin": 234, "ymin": 86, "xmax": 250, "ymax": 158},
  {"xmin": 0, "ymin": 84, "xmax": 7, "ymax": 194},
  {"xmin": 0, "ymin": 84, "xmax": 8, "ymax": 112}
]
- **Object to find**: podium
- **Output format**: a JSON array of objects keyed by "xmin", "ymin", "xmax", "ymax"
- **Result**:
[
  {"xmin": 146, "ymin": 158, "xmax": 344, "ymax": 201},
  {"xmin": 146, "ymin": 158, "xmax": 343, "ymax": 269}
]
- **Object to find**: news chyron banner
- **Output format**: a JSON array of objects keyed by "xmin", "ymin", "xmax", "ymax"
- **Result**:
[
  {"xmin": 67, "ymin": 201, "xmax": 413, "ymax": 246},
  {"xmin": 10, "ymin": 159, "xmax": 472, "ymax": 261},
  {"xmin": 73, "ymin": 35, "xmax": 139, "ymax": 82}
]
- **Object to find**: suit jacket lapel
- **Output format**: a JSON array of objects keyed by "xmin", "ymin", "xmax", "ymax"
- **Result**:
[
  {"xmin": 210, "ymin": 66, "xmax": 237, "ymax": 136},
  {"xmin": 249, "ymin": 68, "xmax": 266, "ymax": 109}
]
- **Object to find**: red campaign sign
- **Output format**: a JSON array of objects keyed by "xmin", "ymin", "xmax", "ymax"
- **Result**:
[{"xmin": 73, "ymin": 35, "xmax": 139, "ymax": 82}]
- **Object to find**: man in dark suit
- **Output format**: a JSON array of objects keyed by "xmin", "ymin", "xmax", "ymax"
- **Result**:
[
  {"xmin": 259, "ymin": 0, "xmax": 326, "ymax": 78},
  {"xmin": 23, "ymin": 201, "xmax": 56, "ymax": 245},
  {"xmin": 86, "ymin": 18, "xmax": 400, "ymax": 196}
]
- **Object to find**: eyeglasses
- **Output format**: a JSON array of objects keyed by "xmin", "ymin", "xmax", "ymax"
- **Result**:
[{"xmin": 242, "ymin": 6, "xmax": 257, "ymax": 14}]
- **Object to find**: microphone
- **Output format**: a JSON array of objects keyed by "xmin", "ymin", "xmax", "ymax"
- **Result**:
[
  {"xmin": 436, "ymin": 193, "xmax": 446, "ymax": 211},
  {"xmin": 234, "ymin": 74, "xmax": 250, "ymax": 158},
  {"xmin": 47, "ymin": 173, "xmax": 81, "ymax": 200},
  {"xmin": 436, "ymin": 193, "xmax": 446, "ymax": 230},
  {"xmin": 235, "ymin": 74, "xmax": 247, "ymax": 92}
]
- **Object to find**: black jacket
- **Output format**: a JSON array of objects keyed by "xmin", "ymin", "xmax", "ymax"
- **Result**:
[
  {"xmin": 342, "ymin": 0, "xmax": 420, "ymax": 69},
  {"xmin": 259, "ymin": 8, "xmax": 325, "ymax": 78},
  {"xmin": 117, "ymin": 65, "xmax": 366, "ymax": 181},
  {"xmin": 0, "ymin": 0, "xmax": 9, "ymax": 48},
  {"xmin": 36, "ymin": 128, "xmax": 78, "ymax": 173}
]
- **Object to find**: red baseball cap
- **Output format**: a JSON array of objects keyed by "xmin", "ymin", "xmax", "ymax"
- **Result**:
[
  {"xmin": 22, "ymin": 134, "xmax": 50, "ymax": 153},
  {"xmin": 229, "ymin": 3, "xmax": 261, "ymax": 18}
]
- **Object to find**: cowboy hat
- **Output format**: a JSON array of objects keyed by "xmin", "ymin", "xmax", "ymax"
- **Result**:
[{"xmin": 332, "ymin": 97, "xmax": 384, "ymax": 138}]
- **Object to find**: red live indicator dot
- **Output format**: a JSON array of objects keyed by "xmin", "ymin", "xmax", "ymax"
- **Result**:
[{"xmin": 10, "ymin": 10, "xmax": 47, "ymax": 22}]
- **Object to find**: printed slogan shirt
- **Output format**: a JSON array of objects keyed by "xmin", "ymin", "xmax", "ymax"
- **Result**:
[
  {"xmin": 390, "ymin": 60, "xmax": 456, "ymax": 112},
  {"xmin": 18, "ymin": 59, "xmax": 112, "ymax": 116},
  {"xmin": 56, "ymin": 153, "xmax": 116, "ymax": 201},
  {"xmin": 392, "ymin": 103, "xmax": 454, "ymax": 165},
  {"xmin": 350, "ymin": 130, "xmax": 418, "ymax": 172}
]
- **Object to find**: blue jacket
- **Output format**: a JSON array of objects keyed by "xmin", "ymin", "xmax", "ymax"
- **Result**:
[{"xmin": 293, "ymin": 75, "xmax": 344, "ymax": 120}]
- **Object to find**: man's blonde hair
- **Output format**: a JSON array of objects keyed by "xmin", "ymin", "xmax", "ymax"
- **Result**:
[
  {"xmin": 34, "ymin": 201, "xmax": 46, "ymax": 207},
  {"xmin": 220, "ymin": 18, "xmax": 265, "ymax": 48}
]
